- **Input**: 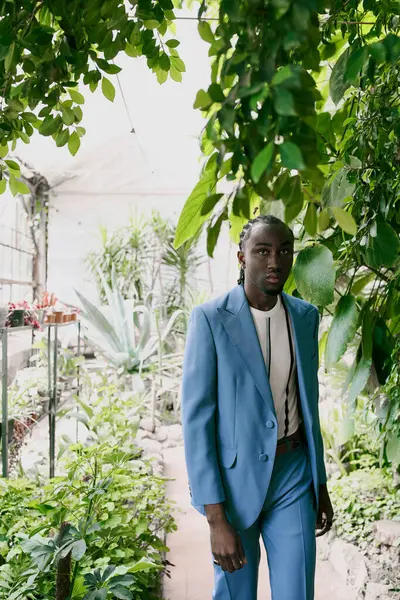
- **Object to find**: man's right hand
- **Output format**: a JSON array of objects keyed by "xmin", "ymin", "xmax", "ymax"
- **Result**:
[{"xmin": 209, "ymin": 519, "xmax": 247, "ymax": 573}]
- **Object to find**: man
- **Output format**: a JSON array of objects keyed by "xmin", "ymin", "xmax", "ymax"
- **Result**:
[{"xmin": 181, "ymin": 215, "xmax": 333, "ymax": 600}]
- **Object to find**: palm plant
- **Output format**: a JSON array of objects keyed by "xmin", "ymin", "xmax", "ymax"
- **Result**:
[
  {"xmin": 161, "ymin": 230, "xmax": 205, "ymax": 314},
  {"xmin": 75, "ymin": 267, "xmax": 182, "ymax": 376}
]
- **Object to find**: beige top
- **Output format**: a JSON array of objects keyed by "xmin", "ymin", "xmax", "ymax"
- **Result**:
[{"xmin": 250, "ymin": 295, "xmax": 301, "ymax": 440}]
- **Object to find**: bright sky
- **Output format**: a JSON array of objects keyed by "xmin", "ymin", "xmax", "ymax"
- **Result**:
[{"xmin": 20, "ymin": 13, "xmax": 211, "ymax": 189}]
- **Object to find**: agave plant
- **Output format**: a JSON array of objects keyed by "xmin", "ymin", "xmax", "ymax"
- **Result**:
[{"xmin": 75, "ymin": 267, "xmax": 182, "ymax": 375}]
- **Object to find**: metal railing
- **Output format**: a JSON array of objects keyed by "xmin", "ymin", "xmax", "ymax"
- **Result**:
[{"xmin": 0, "ymin": 321, "xmax": 81, "ymax": 478}]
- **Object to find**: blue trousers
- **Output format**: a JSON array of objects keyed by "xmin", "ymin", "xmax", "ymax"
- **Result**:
[{"xmin": 212, "ymin": 443, "xmax": 317, "ymax": 600}]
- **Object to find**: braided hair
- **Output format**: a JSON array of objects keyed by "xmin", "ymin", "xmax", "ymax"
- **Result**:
[{"xmin": 237, "ymin": 215, "xmax": 294, "ymax": 285}]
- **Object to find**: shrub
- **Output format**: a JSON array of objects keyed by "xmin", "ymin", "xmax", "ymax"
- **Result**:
[
  {"xmin": 0, "ymin": 377, "xmax": 176, "ymax": 599},
  {"xmin": 328, "ymin": 467, "xmax": 400, "ymax": 548}
]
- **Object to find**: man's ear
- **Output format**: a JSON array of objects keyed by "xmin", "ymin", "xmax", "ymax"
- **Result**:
[{"xmin": 237, "ymin": 250, "xmax": 245, "ymax": 267}]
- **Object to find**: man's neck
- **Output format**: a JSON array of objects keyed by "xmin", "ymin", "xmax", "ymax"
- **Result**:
[{"xmin": 244, "ymin": 283, "xmax": 279, "ymax": 311}]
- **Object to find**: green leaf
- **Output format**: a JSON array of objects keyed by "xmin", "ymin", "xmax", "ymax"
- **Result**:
[
  {"xmin": 200, "ymin": 193, "xmax": 224, "ymax": 216},
  {"xmin": 71, "ymin": 539, "xmax": 86, "ymax": 561},
  {"xmin": 69, "ymin": 89, "xmax": 85, "ymax": 105},
  {"xmin": 280, "ymin": 142, "xmax": 305, "ymax": 171},
  {"xmin": 128, "ymin": 558, "xmax": 157, "ymax": 573},
  {"xmin": 159, "ymin": 53, "xmax": 170, "ymax": 71},
  {"xmin": 61, "ymin": 105, "xmax": 75, "ymax": 126},
  {"xmin": 351, "ymin": 273, "xmax": 374, "ymax": 295},
  {"xmin": 304, "ymin": 203, "xmax": 317, "ymax": 237},
  {"xmin": 56, "ymin": 129, "xmax": 70, "ymax": 148},
  {"xmin": 111, "ymin": 587, "xmax": 132, "ymax": 600},
  {"xmin": 5, "ymin": 159, "xmax": 20, "ymax": 175},
  {"xmin": 0, "ymin": 144, "xmax": 8, "ymax": 158},
  {"xmin": 39, "ymin": 116, "xmax": 61, "ymax": 136},
  {"xmin": 22, "ymin": 112, "xmax": 38, "ymax": 123},
  {"xmin": 156, "ymin": 69, "xmax": 168, "ymax": 84},
  {"xmin": 68, "ymin": 132, "xmax": 81, "ymax": 156},
  {"xmin": 198, "ymin": 21, "xmax": 214, "ymax": 43},
  {"xmin": 344, "ymin": 47, "xmax": 368, "ymax": 84},
  {"xmin": 330, "ymin": 48, "xmax": 351, "ymax": 105},
  {"xmin": 274, "ymin": 88, "xmax": 297, "ymax": 116},
  {"xmin": 101, "ymin": 77, "xmax": 116, "ymax": 102},
  {"xmin": 347, "ymin": 355, "xmax": 372, "ymax": 403},
  {"xmin": 318, "ymin": 208, "xmax": 330, "ymax": 232},
  {"xmin": 73, "ymin": 106, "xmax": 83, "ymax": 122},
  {"xmin": 293, "ymin": 245, "xmax": 335, "ymax": 307},
  {"xmin": 96, "ymin": 59, "xmax": 122, "ymax": 74},
  {"xmin": 325, "ymin": 295, "xmax": 358, "ymax": 367},
  {"xmin": 171, "ymin": 56, "xmax": 186, "ymax": 73},
  {"xmin": 251, "ymin": 142, "xmax": 274, "ymax": 184},
  {"xmin": 362, "ymin": 308, "xmax": 373, "ymax": 361},
  {"xmin": 166, "ymin": 39, "xmax": 180, "ymax": 48},
  {"xmin": 0, "ymin": 179, "xmax": 6, "ymax": 194},
  {"xmin": 170, "ymin": 66, "xmax": 182, "ymax": 82},
  {"xmin": 331, "ymin": 207, "xmax": 357, "ymax": 235},
  {"xmin": 328, "ymin": 168, "xmax": 355, "ymax": 207},
  {"xmin": 386, "ymin": 432, "xmax": 400, "ymax": 467},
  {"xmin": 16, "ymin": 180, "xmax": 30, "ymax": 194},
  {"xmin": 125, "ymin": 42, "xmax": 140, "ymax": 58},
  {"xmin": 207, "ymin": 212, "xmax": 226, "ymax": 258},
  {"xmin": 208, "ymin": 83, "xmax": 225, "ymax": 103},
  {"xmin": 194, "ymin": 89, "xmax": 212, "ymax": 110},
  {"xmin": 174, "ymin": 155, "xmax": 218, "ymax": 248},
  {"xmin": 365, "ymin": 220, "xmax": 400, "ymax": 268}
]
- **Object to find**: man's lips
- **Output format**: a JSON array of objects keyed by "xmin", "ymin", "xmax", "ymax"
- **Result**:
[{"xmin": 265, "ymin": 274, "xmax": 281, "ymax": 283}]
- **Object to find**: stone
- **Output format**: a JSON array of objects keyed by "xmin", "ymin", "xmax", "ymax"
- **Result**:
[
  {"xmin": 139, "ymin": 438, "xmax": 163, "ymax": 456},
  {"xmin": 364, "ymin": 582, "xmax": 400, "ymax": 600},
  {"xmin": 135, "ymin": 429, "xmax": 152, "ymax": 442},
  {"xmin": 374, "ymin": 520, "xmax": 400, "ymax": 548},
  {"xmin": 155, "ymin": 428, "xmax": 168, "ymax": 443},
  {"xmin": 140, "ymin": 418, "xmax": 156, "ymax": 433},
  {"xmin": 167, "ymin": 424, "xmax": 183, "ymax": 442},
  {"xmin": 329, "ymin": 539, "xmax": 369, "ymax": 593}
]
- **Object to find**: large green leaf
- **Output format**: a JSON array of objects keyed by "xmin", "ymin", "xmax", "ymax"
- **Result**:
[
  {"xmin": 386, "ymin": 432, "xmax": 400, "ymax": 467},
  {"xmin": 331, "ymin": 207, "xmax": 357, "ymax": 235},
  {"xmin": 347, "ymin": 355, "xmax": 372, "ymax": 404},
  {"xmin": 344, "ymin": 46, "xmax": 368, "ymax": 84},
  {"xmin": 325, "ymin": 294, "xmax": 358, "ymax": 367},
  {"xmin": 304, "ymin": 203, "xmax": 317, "ymax": 237},
  {"xmin": 293, "ymin": 244, "xmax": 335, "ymax": 307},
  {"xmin": 280, "ymin": 141, "xmax": 305, "ymax": 171},
  {"xmin": 251, "ymin": 142, "xmax": 274, "ymax": 184},
  {"xmin": 328, "ymin": 168, "xmax": 355, "ymax": 207},
  {"xmin": 365, "ymin": 220, "xmax": 400, "ymax": 268},
  {"xmin": 174, "ymin": 155, "xmax": 218, "ymax": 248},
  {"xmin": 330, "ymin": 47, "xmax": 351, "ymax": 104},
  {"xmin": 102, "ymin": 77, "xmax": 115, "ymax": 102}
]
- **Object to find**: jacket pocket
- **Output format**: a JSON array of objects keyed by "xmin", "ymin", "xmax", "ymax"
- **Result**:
[{"xmin": 218, "ymin": 445, "xmax": 237, "ymax": 469}]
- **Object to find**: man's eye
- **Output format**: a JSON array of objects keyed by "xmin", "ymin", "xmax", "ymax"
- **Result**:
[
  {"xmin": 281, "ymin": 249, "xmax": 288, "ymax": 255},
  {"xmin": 258, "ymin": 250, "xmax": 267, "ymax": 255}
]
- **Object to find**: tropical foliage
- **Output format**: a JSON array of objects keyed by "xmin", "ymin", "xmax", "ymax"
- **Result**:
[
  {"xmin": 76, "ymin": 267, "xmax": 183, "ymax": 374},
  {"xmin": 0, "ymin": 0, "xmax": 185, "ymax": 194},
  {"xmin": 85, "ymin": 213, "xmax": 204, "ymax": 314},
  {"xmin": 172, "ymin": 0, "xmax": 400, "ymax": 469},
  {"xmin": 0, "ymin": 376, "xmax": 175, "ymax": 599}
]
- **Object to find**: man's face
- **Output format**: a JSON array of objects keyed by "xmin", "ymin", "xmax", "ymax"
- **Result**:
[{"xmin": 238, "ymin": 223, "xmax": 294, "ymax": 295}]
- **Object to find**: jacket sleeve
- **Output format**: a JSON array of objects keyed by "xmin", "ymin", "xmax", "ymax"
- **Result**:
[
  {"xmin": 312, "ymin": 308, "xmax": 327, "ymax": 485},
  {"xmin": 181, "ymin": 306, "xmax": 226, "ymax": 506}
]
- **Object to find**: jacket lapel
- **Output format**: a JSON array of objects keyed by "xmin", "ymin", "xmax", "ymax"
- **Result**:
[{"xmin": 217, "ymin": 286, "xmax": 275, "ymax": 412}]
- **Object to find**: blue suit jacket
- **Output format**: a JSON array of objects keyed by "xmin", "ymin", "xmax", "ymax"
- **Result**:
[{"xmin": 181, "ymin": 284, "xmax": 327, "ymax": 532}]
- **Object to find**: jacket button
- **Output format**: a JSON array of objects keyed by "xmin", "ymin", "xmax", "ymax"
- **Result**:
[
  {"xmin": 259, "ymin": 454, "xmax": 268, "ymax": 462},
  {"xmin": 266, "ymin": 420, "xmax": 274, "ymax": 429}
]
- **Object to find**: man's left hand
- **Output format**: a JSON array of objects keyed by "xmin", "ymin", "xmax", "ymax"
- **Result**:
[{"xmin": 316, "ymin": 483, "xmax": 334, "ymax": 537}]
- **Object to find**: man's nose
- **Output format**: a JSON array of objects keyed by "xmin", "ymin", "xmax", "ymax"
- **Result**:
[{"xmin": 267, "ymin": 253, "xmax": 280, "ymax": 270}]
